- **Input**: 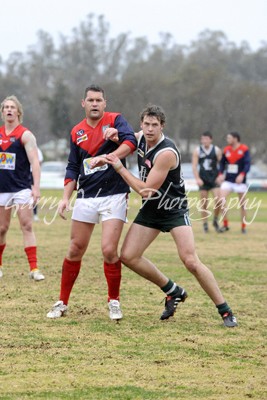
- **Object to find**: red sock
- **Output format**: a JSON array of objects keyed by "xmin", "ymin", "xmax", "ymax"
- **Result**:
[
  {"xmin": 24, "ymin": 246, "xmax": 38, "ymax": 271},
  {"xmin": 59, "ymin": 258, "xmax": 81, "ymax": 305},
  {"xmin": 104, "ymin": 260, "xmax": 122, "ymax": 301},
  {"xmin": 223, "ymin": 218, "xmax": 229, "ymax": 228},
  {"xmin": 0, "ymin": 243, "xmax": 6, "ymax": 266},
  {"xmin": 242, "ymin": 222, "xmax": 246, "ymax": 230}
]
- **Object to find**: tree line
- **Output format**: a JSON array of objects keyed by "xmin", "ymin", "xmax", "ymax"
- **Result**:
[{"xmin": 1, "ymin": 14, "xmax": 266, "ymax": 162}]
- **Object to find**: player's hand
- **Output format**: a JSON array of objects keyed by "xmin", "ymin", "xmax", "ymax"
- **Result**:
[
  {"xmin": 31, "ymin": 186, "xmax": 41, "ymax": 206},
  {"xmin": 58, "ymin": 199, "xmax": 69, "ymax": 220},
  {"xmin": 103, "ymin": 127, "xmax": 119, "ymax": 142},
  {"xmin": 235, "ymin": 174, "xmax": 244, "ymax": 184},
  {"xmin": 106, "ymin": 154, "xmax": 123, "ymax": 172},
  {"xmin": 196, "ymin": 178, "xmax": 204, "ymax": 186},
  {"xmin": 89, "ymin": 155, "xmax": 107, "ymax": 169},
  {"xmin": 216, "ymin": 174, "xmax": 225, "ymax": 184}
]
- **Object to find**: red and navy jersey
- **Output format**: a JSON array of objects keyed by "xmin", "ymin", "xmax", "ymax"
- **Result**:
[
  {"xmin": 65, "ymin": 112, "xmax": 137, "ymax": 198},
  {"xmin": 219, "ymin": 143, "xmax": 250, "ymax": 183},
  {"xmin": 0, "ymin": 124, "xmax": 32, "ymax": 192}
]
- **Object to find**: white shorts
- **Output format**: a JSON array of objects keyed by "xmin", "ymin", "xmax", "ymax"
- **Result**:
[
  {"xmin": 0, "ymin": 189, "xmax": 33, "ymax": 207},
  {"xmin": 221, "ymin": 181, "xmax": 247, "ymax": 194},
  {"xmin": 72, "ymin": 193, "xmax": 128, "ymax": 224}
]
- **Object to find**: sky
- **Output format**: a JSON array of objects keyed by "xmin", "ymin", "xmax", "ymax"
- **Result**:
[{"xmin": 1, "ymin": 0, "xmax": 267, "ymax": 60}]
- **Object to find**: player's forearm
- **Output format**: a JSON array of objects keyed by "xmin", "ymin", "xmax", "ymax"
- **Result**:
[
  {"xmin": 62, "ymin": 180, "xmax": 76, "ymax": 201},
  {"xmin": 192, "ymin": 166, "xmax": 199, "ymax": 180},
  {"xmin": 115, "ymin": 164, "xmax": 146, "ymax": 194},
  {"xmin": 31, "ymin": 160, "xmax": 41, "ymax": 188},
  {"xmin": 111, "ymin": 143, "xmax": 133, "ymax": 159}
]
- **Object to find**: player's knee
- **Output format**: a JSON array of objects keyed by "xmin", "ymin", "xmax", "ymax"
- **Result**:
[
  {"xmin": 102, "ymin": 244, "xmax": 118, "ymax": 264},
  {"xmin": 182, "ymin": 254, "xmax": 199, "ymax": 274},
  {"xmin": 0, "ymin": 223, "xmax": 9, "ymax": 236},
  {"xmin": 120, "ymin": 250, "xmax": 135, "ymax": 266},
  {"xmin": 68, "ymin": 241, "xmax": 85, "ymax": 259},
  {"xmin": 20, "ymin": 220, "xmax": 33, "ymax": 234}
]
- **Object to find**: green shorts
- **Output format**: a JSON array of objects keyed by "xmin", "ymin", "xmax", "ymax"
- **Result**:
[{"xmin": 133, "ymin": 209, "xmax": 191, "ymax": 232}]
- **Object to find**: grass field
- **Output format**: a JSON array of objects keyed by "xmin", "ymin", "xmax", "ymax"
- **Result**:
[{"xmin": 0, "ymin": 190, "xmax": 266, "ymax": 400}]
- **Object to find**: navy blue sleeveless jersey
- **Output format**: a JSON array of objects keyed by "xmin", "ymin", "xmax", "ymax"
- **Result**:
[
  {"xmin": 137, "ymin": 134, "xmax": 188, "ymax": 216},
  {"xmin": 0, "ymin": 124, "xmax": 32, "ymax": 192},
  {"xmin": 198, "ymin": 144, "xmax": 219, "ymax": 184}
]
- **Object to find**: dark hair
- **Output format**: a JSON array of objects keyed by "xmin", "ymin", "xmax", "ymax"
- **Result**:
[
  {"xmin": 84, "ymin": 84, "xmax": 105, "ymax": 99},
  {"xmin": 140, "ymin": 104, "xmax": 166, "ymax": 125},
  {"xmin": 229, "ymin": 131, "xmax": 241, "ymax": 142},
  {"xmin": 201, "ymin": 131, "xmax": 213, "ymax": 139}
]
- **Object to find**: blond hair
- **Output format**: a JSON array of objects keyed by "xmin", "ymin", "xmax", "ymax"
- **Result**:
[{"xmin": 1, "ymin": 95, "xmax": 24, "ymax": 123}]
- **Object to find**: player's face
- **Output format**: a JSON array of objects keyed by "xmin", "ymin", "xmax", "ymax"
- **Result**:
[
  {"xmin": 226, "ymin": 134, "xmax": 235, "ymax": 145},
  {"xmin": 2, "ymin": 100, "xmax": 20, "ymax": 123},
  {"xmin": 141, "ymin": 116, "xmax": 163, "ymax": 147},
  {"xmin": 82, "ymin": 90, "xmax": 106, "ymax": 121},
  {"xmin": 201, "ymin": 135, "xmax": 212, "ymax": 147}
]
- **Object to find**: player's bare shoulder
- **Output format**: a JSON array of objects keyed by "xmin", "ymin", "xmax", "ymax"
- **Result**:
[
  {"xmin": 21, "ymin": 130, "xmax": 37, "ymax": 153},
  {"xmin": 21, "ymin": 129, "xmax": 36, "ymax": 145}
]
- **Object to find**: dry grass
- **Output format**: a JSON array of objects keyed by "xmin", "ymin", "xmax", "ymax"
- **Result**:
[{"xmin": 0, "ymin": 190, "xmax": 266, "ymax": 399}]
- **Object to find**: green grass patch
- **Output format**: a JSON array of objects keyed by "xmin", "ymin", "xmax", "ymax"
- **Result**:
[{"xmin": 0, "ymin": 190, "xmax": 266, "ymax": 399}]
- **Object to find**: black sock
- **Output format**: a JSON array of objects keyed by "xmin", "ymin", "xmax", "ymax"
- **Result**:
[
  {"xmin": 216, "ymin": 302, "xmax": 231, "ymax": 315},
  {"xmin": 161, "ymin": 279, "xmax": 180, "ymax": 297}
]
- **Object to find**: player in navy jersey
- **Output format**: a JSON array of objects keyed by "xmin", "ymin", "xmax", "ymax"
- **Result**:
[
  {"xmin": 192, "ymin": 131, "xmax": 222, "ymax": 233},
  {"xmin": 217, "ymin": 132, "xmax": 250, "ymax": 233},
  {"xmin": 106, "ymin": 105, "xmax": 237, "ymax": 327},
  {"xmin": 0, "ymin": 95, "xmax": 44, "ymax": 281},
  {"xmin": 47, "ymin": 85, "xmax": 137, "ymax": 320}
]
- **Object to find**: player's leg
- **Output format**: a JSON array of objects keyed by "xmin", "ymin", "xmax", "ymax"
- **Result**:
[
  {"xmin": 17, "ymin": 200, "xmax": 45, "ymax": 281},
  {"xmin": 101, "ymin": 218, "xmax": 124, "ymax": 295},
  {"xmin": 101, "ymin": 218, "xmax": 125, "ymax": 319},
  {"xmin": 47, "ymin": 220, "xmax": 94, "ymax": 318},
  {"xmin": 211, "ymin": 187, "xmax": 221, "ymax": 231},
  {"xmin": 238, "ymin": 190, "xmax": 247, "ymax": 233},
  {"xmin": 99, "ymin": 193, "xmax": 129, "ymax": 320},
  {"xmin": 120, "ymin": 222, "xmax": 163, "ymax": 284},
  {"xmin": 199, "ymin": 189, "xmax": 209, "ymax": 232},
  {"xmin": 170, "ymin": 225, "xmax": 237, "ymax": 326},
  {"xmin": 61, "ymin": 220, "xmax": 94, "ymax": 301},
  {"xmin": 17, "ymin": 204, "xmax": 36, "ymax": 247},
  {"xmin": 121, "ymin": 222, "xmax": 188, "ymax": 320},
  {"xmin": 217, "ymin": 182, "xmax": 232, "ymax": 232},
  {"xmin": 0, "ymin": 205, "xmax": 12, "ymax": 277}
]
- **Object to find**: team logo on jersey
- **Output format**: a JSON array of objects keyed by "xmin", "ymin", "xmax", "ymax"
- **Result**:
[
  {"xmin": 238, "ymin": 150, "xmax": 244, "ymax": 155},
  {"xmin": 145, "ymin": 159, "xmax": 151, "ymax": 168},
  {"xmin": 83, "ymin": 157, "xmax": 108, "ymax": 175},
  {"xmin": 10, "ymin": 137, "xmax": 16, "ymax": 142},
  {"xmin": 102, "ymin": 124, "xmax": 110, "ymax": 133},
  {"xmin": 138, "ymin": 148, "xmax": 144, "ymax": 157},
  {"xmin": 76, "ymin": 129, "xmax": 84, "ymax": 136},
  {"xmin": 225, "ymin": 151, "xmax": 231, "ymax": 158},
  {"xmin": 77, "ymin": 134, "xmax": 88, "ymax": 144},
  {"xmin": 0, "ymin": 152, "xmax": 16, "ymax": 170}
]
